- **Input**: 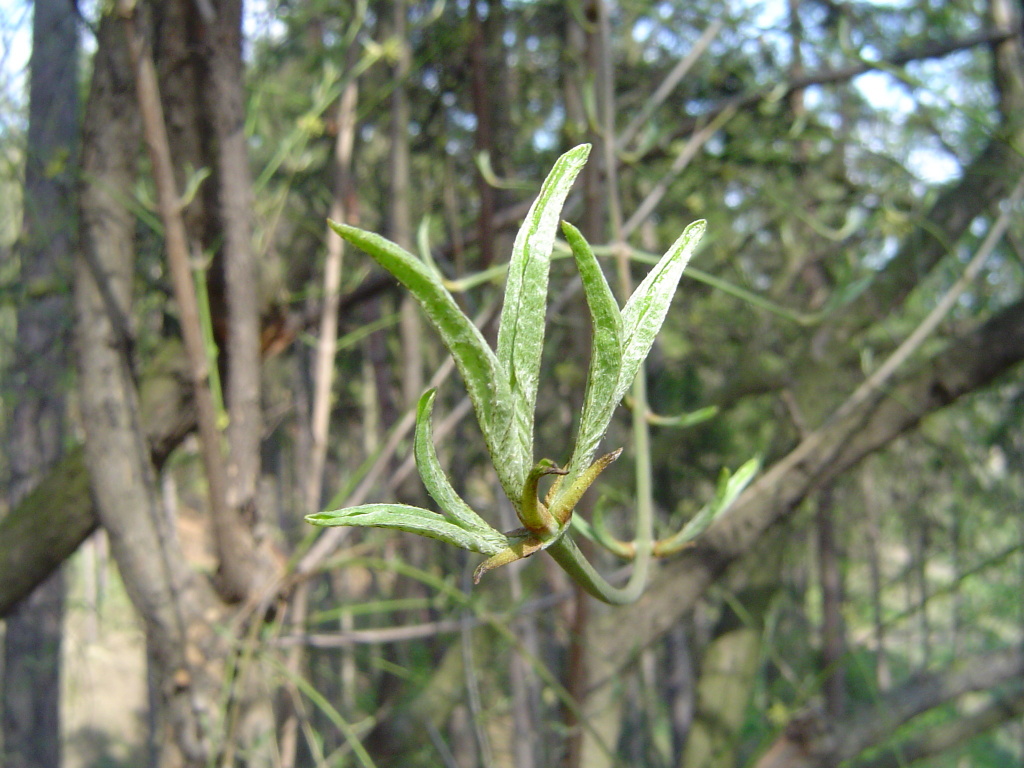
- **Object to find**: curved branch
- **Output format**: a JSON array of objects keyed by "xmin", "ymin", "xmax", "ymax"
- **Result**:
[
  {"xmin": 583, "ymin": 296, "xmax": 1024, "ymax": 691},
  {"xmin": 752, "ymin": 647, "xmax": 1024, "ymax": 767}
]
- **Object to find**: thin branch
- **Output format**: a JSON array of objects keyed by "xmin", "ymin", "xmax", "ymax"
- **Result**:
[
  {"xmin": 753, "ymin": 647, "xmax": 1024, "ymax": 767},
  {"xmin": 851, "ymin": 685, "xmax": 1024, "ymax": 768},
  {"xmin": 272, "ymin": 590, "xmax": 572, "ymax": 647},
  {"xmin": 295, "ymin": 300, "xmax": 500, "ymax": 576},
  {"xmin": 834, "ymin": 176, "xmax": 1024, "ymax": 424},
  {"xmin": 670, "ymin": 27, "xmax": 1021, "ymax": 141},
  {"xmin": 621, "ymin": 103, "xmax": 737, "ymax": 240},
  {"xmin": 308, "ymin": 76, "xmax": 359, "ymax": 514},
  {"xmin": 119, "ymin": 1, "xmax": 257, "ymax": 602},
  {"xmin": 616, "ymin": 19, "xmax": 723, "ymax": 152}
]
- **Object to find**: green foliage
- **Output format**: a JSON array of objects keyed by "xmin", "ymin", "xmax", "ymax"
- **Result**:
[{"xmin": 306, "ymin": 145, "xmax": 750, "ymax": 602}]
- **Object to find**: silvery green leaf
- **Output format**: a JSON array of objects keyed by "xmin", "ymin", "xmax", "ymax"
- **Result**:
[
  {"xmin": 657, "ymin": 457, "xmax": 759, "ymax": 552},
  {"xmin": 415, "ymin": 388, "xmax": 498, "ymax": 536},
  {"xmin": 328, "ymin": 221, "xmax": 514, "ymax": 492},
  {"xmin": 560, "ymin": 221, "xmax": 623, "ymax": 490},
  {"xmin": 615, "ymin": 219, "xmax": 706, "ymax": 406},
  {"xmin": 495, "ymin": 144, "xmax": 591, "ymax": 492},
  {"xmin": 306, "ymin": 504, "xmax": 508, "ymax": 555},
  {"xmin": 713, "ymin": 456, "xmax": 760, "ymax": 514}
]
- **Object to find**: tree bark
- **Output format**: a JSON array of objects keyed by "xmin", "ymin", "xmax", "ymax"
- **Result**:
[
  {"xmin": 815, "ymin": 487, "xmax": 846, "ymax": 718},
  {"xmin": 76, "ymin": 15, "xmax": 229, "ymax": 767},
  {"xmin": 0, "ymin": 338, "xmax": 198, "ymax": 619},
  {"xmin": 2, "ymin": 0, "xmax": 78, "ymax": 763},
  {"xmin": 850, "ymin": 685, "xmax": 1024, "ymax": 768},
  {"xmin": 577, "ymin": 297, "xmax": 1024, "ymax": 755},
  {"xmin": 121, "ymin": 0, "xmax": 262, "ymax": 604},
  {"xmin": 198, "ymin": 0, "xmax": 265, "ymax": 540},
  {"xmin": 753, "ymin": 647, "xmax": 1024, "ymax": 767},
  {"xmin": 679, "ymin": 548, "xmax": 782, "ymax": 768}
]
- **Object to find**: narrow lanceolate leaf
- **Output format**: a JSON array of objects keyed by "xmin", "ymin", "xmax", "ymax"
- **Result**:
[
  {"xmin": 615, "ymin": 219, "xmax": 706, "ymax": 406},
  {"xmin": 415, "ymin": 389, "xmax": 500, "ymax": 536},
  {"xmin": 654, "ymin": 457, "xmax": 760, "ymax": 556},
  {"xmin": 473, "ymin": 532, "xmax": 546, "ymax": 583},
  {"xmin": 306, "ymin": 504, "xmax": 508, "ymax": 555},
  {"xmin": 328, "ymin": 222, "xmax": 509, "ymax": 462},
  {"xmin": 561, "ymin": 221, "xmax": 623, "ymax": 488},
  {"xmin": 495, "ymin": 144, "xmax": 592, "ymax": 492}
]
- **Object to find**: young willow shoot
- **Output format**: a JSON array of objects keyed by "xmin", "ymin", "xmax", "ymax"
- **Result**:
[{"xmin": 307, "ymin": 144, "xmax": 756, "ymax": 604}]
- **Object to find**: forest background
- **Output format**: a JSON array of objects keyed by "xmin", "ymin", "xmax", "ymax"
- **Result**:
[{"xmin": 1, "ymin": 0, "xmax": 1023, "ymax": 767}]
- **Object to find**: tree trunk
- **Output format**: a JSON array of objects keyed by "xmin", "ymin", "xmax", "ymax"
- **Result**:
[
  {"xmin": 199, "ymin": 0, "xmax": 265, "ymax": 537},
  {"xmin": 815, "ymin": 487, "xmax": 846, "ymax": 718},
  {"xmin": 76, "ymin": 15, "xmax": 231, "ymax": 767},
  {"xmin": 2, "ymin": 0, "xmax": 78, "ymax": 763},
  {"xmin": 679, "ymin": 547, "xmax": 782, "ymax": 768}
]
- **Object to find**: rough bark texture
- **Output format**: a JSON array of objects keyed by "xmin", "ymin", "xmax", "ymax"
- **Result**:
[
  {"xmin": 2, "ymin": 0, "xmax": 78, "ymax": 763},
  {"xmin": 575, "ymin": 297, "xmax": 1024, "ymax": 762},
  {"xmin": 0, "ymin": 340, "xmax": 196, "ymax": 618},
  {"xmin": 815, "ymin": 488, "xmax": 846, "ymax": 719},
  {"xmin": 124, "ymin": 0, "xmax": 263, "ymax": 604},
  {"xmin": 678, "ymin": 547, "xmax": 781, "ymax": 768},
  {"xmin": 0, "ymin": 452, "xmax": 92, "ymax": 619},
  {"xmin": 76, "ymin": 15, "xmax": 229, "ymax": 767},
  {"xmin": 1, "ymin": 571, "xmax": 64, "ymax": 768},
  {"xmin": 753, "ymin": 647, "xmax": 1024, "ymax": 768},
  {"xmin": 199, "ymin": 0, "xmax": 265, "ymax": 533}
]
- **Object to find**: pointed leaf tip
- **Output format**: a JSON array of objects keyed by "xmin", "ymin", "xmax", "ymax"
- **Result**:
[{"xmin": 496, "ymin": 143, "xmax": 593, "ymax": 492}]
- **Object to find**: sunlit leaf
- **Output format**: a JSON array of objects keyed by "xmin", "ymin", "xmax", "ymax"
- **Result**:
[
  {"xmin": 616, "ymin": 219, "xmax": 706, "ymax": 406},
  {"xmin": 654, "ymin": 457, "xmax": 760, "ymax": 555},
  {"xmin": 306, "ymin": 504, "xmax": 507, "ymax": 555},
  {"xmin": 495, "ymin": 144, "xmax": 591, "ymax": 493},
  {"xmin": 559, "ymin": 221, "xmax": 623, "ymax": 491},
  {"xmin": 414, "ymin": 388, "xmax": 502, "ymax": 538},
  {"xmin": 327, "ymin": 221, "xmax": 515, "ymax": 494}
]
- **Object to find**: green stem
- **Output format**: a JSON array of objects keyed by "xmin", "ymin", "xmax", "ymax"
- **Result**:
[
  {"xmin": 546, "ymin": 532, "xmax": 649, "ymax": 605},
  {"xmin": 518, "ymin": 460, "xmax": 564, "ymax": 534},
  {"xmin": 571, "ymin": 3, "xmax": 655, "ymax": 603},
  {"xmin": 623, "ymin": 363, "xmax": 655, "ymax": 592}
]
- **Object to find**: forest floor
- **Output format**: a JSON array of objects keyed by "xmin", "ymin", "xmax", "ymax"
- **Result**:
[{"xmin": 62, "ymin": 534, "xmax": 147, "ymax": 768}]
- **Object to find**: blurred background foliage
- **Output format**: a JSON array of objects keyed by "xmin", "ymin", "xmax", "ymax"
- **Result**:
[{"xmin": 1, "ymin": 0, "xmax": 1023, "ymax": 766}]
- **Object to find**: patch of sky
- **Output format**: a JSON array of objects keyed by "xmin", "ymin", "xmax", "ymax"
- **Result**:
[
  {"xmin": 854, "ymin": 64, "xmax": 974, "ymax": 185},
  {"xmin": 705, "ymin": 131, "xmax": 724, "ymax": 156},
  {"xmin": 245, "ymin": 0, "xmax": 288, "ymax": 59},
  {"xmin": 970, "ymin": 217, "xmax": 990, "ymax": 238},
  {"xmin": 863, "ymin": 235, "xmax": 900, "ymax": 271},
  {"xmin": 0, "ymin": 0, "xmax": 30, "ymax": 116},
  {"xmin": 532, "ymin": 104, "xmax": 565, "ymax": 152},
  {"xmin": 450, "ymin": 108, "xmax": 477, "ymax": 133},
  {"xmin": 631, "ymin": 11, "xmax": 714, "ymax": 60},
  {"xmin": 856, "ymin": 71, "xmax": 915, "ymax": 113},
  {"xmin": 907, "ymin": 142, "xmax": 960, "ymax": 184},
  {"xmin": 723, "ymin": 182, "xmax": 745, "ymax": 209}
]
